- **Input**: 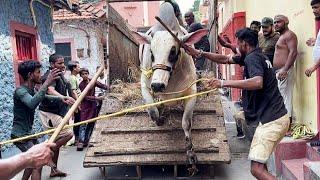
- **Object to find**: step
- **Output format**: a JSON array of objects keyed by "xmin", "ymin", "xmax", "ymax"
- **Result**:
[
  {"xmin": 303, "ymin": 161, "xmax": 312, "ymax": 180},
  {"xmin": 282, "ymin": 158, "xmax": 310, "ymax": 180},
  {"xmin": 306, "ymin": 143, "xmax": 320, "ymax": 161},
  {"xmin": 275, "ymin": 138, "xmax": 307, "ymax": 176},
  {"xmin": 309, "ymin": 162, "xmax": 320, "ymax": 180}
]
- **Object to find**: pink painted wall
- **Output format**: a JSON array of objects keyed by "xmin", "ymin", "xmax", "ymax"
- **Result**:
[
  {"xmin": 110, "ymin": 2, "xmax": 160, "ymax": 28},
  {"xmin": 147, "ymin": 2, "xmax": 160, "ymax": 26}
]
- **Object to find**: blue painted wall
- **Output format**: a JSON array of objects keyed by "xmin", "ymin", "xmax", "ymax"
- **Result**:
[{"xmin": 0, "ymin": 0, "xmax": 55, "ymax": 151}]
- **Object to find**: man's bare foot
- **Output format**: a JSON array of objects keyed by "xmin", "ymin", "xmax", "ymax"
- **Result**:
[{"xmin": 50, "ymin": 168, "xmax": 67, "ymax": 177}]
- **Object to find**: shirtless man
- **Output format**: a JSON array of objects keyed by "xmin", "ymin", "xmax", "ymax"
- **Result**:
[
  {"xmin": 305, "ymin": 0, "xmax": 320, "ymax": 149},
  {"xmin": 273, "ymin": 15, "xmax": 298, "ymax": 121}
]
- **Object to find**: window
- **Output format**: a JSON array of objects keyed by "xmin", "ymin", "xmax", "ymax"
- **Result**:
[
  {"xmin": 10, "ymin": 21, "xmax": 39, "ymax": 85},
  {"xmin": 55, "ymin": 43, "xmax": 72, "ymax": 66},
  {"xmin": 15, "ymin": 31, "xmax": 37, "ymax": 61}
]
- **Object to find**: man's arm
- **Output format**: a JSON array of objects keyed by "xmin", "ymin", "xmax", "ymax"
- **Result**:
[
  {"xmin": 209, "ymin": 76, "xmax": 263, "ymax": 90},
  {"xmin": 44, "ymin": 94, "xmax": 63, "ymax": 101},
  {"xmin": 69, "ymin": 77, "xmax": 79, "ymax": 100},
  {"xmin": 47, "ymin": 87, "xmax": 75, "ymax": 105},
  {"xmin": 96, "ymin": 81, "xmax": 108, "ymax": 90},
  {"xmin": 71, "ymin": 90, "xmax": 79, "ymax": 100},
  {"xmin": 47, "ymin": 86, "xmax": 64, "ymax": 98},
  {"xmin": 217, "ymin": 35, "xmax": 238, "ymax": 54},
  {"xmin": 0, "ymin": 143, "xmax": 55, "ymax": 179},
  {"xmin": 283, "ymin": 32, "xmax": 298, "ymax": 71},
  {"xmin": 305, "ymin": 60, "xmax": 320, "ymax": 77},
  {"xmin": 17, "ymin": 85, "xmax": 49, "ymax": 110},
  {"xmin": 208, "ymin": 56, "xmax": 264, "ymax": 90},
  {"xmin": 17, "ymin": 69, "xmax": 61, "ymax": 109},
  {"xmin": 0, "ymin": 151, "xmax": 33, "ymax": 179},
  {"xmin": 202, "ymin": 51, "xmax": 234, "ymax": 64},
  {"xmin": 185, "ymin": 46, "xmax": 235, "ymax": 64}
]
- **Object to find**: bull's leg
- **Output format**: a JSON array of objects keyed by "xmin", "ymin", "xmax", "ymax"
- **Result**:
[
  {"xmin": 141, "ymin": 83, "xmax": 160, "ymax": 125},
  {"xmin": 182, "ymin": 96, "xmax": 198, "ymax": 175}
]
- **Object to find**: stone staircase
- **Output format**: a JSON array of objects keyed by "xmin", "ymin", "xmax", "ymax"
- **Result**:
[{"xmin": 274, "ymin": 138, "xmax": 320, "ymax": 180}]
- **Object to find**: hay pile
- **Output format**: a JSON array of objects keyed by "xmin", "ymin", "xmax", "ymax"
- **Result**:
[
  {"xmin": 108, "ymin": 79, "xmax": 142, "ymax": 103},
  {"xmin": 196, "ymin": 70, "xmax": 217, "ymax": 101}
]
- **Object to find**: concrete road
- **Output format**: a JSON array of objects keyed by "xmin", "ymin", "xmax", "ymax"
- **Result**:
[{"xmin": 11, "ymin": 122, "xmax": 255, "ymax": 180}]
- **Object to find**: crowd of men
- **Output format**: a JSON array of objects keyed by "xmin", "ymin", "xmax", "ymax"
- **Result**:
[
  {"xmin": 0, "ymin": 54, "xmax": 108, "ymax": 179},
  {"xmin": 184, "ymin": 0, "xmax": 320, "ymax": 179},
  {"xmin": 1, "ymin": 0, "xmax": 320, "ymax": 180}
]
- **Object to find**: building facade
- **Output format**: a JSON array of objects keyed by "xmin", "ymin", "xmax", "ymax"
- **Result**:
[
  {"xmin": 110, "ymin": 1, "xmax": 160, "ymax": 28},
  {"xmin": 53, "ymin": 1, "xmax": 108, "ymax": 80},
  {"xmin": 217, "ymin": 0, "xmax": 318, "ymax": 133},
  {"xmin": 0, "ymin": 0, "xmax": 76, "ymax": 148}
]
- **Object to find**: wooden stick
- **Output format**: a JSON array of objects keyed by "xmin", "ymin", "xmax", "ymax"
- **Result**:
[{"xmin": 48, "ymin": 66, "xmax": 105, "ymax": 143}]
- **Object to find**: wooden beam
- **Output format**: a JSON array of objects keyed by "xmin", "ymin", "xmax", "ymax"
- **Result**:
[{"xmin": 94, "ymin": 146, "xmax": 219, "ymax": 156}]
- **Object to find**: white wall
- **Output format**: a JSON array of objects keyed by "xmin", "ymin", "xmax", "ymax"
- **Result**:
[{"xmin": 53, "ymin": 20, "xmax": 108, "ymax": 82}]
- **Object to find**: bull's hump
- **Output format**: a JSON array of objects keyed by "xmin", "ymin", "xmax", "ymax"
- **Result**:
[{"xmin": 156, "ymin": 2, "xmax": 180, "ymax": 32}]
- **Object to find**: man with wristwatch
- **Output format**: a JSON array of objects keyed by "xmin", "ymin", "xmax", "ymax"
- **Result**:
[{"xmin": 185, "ymin": 28, "xmax": 289, "ymax": 179}]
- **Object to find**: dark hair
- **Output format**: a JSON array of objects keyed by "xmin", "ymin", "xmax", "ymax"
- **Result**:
[
  {"xmin": 80, "ymin": 68, "xmax": 89, "ymax": 75},
  {"xmin": 68, "ymin": 61, "xmax": 79, "ymax": 71},
  {"xmin": 235, "ymin": 28, "xmax": 259, "ymax": 47},
  {"xmin": 49, "ymin": 54, "xmax": 64, "ymax": 64},
  {"xmin": 311, "ymin": 0, "xmax": 320, "ymax": 5},
  {"xmin": 18, "ymin": 60, "xmax": 42, "ymax": 81},
  {"xmin": 250, "ymin": 21, "xmax": 261, "ymax": 27}
]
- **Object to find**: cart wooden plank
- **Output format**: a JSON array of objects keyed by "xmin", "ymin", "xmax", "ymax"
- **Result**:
[
  {"xmin": 94, "ymin": 114, "xmax": 225, "ymax": 131},
  {"xmin": 100, "ymin": 96, "xmax": 224, "ymax": 115},
  {"xmin": 84, "ymin": 94, "xmax": 231, "ymax": 169},
  {"xmin": 84, "ymin": 152, "xmax": 231, "ymax": 167}
]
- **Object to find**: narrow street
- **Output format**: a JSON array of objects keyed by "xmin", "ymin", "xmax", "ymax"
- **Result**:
[{"xmin": 7, "ymin": 97, "xmax": 255, "ymax": 180}]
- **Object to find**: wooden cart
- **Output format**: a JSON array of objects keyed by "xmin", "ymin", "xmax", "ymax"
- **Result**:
[{"xmin": 83, "ymin": 94, "xmax": 231, "ymax": 179}]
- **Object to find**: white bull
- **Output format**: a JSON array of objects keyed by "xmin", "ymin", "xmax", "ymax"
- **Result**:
[{"xmin": 132, "ymin": 2, "xmax": 208, "ymax": 172}]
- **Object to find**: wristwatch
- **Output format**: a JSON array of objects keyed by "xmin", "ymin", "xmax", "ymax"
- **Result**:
[{"xmin": 196, "ymin": 50, "xmax": 204, "ymax": 58}]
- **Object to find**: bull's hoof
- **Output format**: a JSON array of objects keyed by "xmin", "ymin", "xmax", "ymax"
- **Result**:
[
  {"xmin": 149, "ymin": 110, "xmax": 159, "ymax": 123},
  {"xmin": 187, "ymin": 165, "xmax": 199, "ymax": 177},
  {"xmin": 187, "ymin": 150, "xmax": 198, "ymax": 165},
  {"xmin": 155, "ymin": 116, "xmax": 165, "ymax": 126}
]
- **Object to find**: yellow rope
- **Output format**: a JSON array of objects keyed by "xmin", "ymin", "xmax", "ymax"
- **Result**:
[
  {"xmin": 0, "ymin": 88, "xmax": 217, "ymax": 146},
  {"xmin": 155, "ymin": 78, "xmax": 210, "ymax": 95},
  {"xmin": 140, "ymin": 68, "xmax": 154, "ymax": 79}
]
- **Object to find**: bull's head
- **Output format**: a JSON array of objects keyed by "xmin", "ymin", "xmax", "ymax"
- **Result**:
[{"xmin": 134, "ymin": 29, "xmax": 208, "ymax": 92}]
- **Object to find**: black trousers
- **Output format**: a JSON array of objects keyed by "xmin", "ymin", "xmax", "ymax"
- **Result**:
[{"xmin": 73, "ymin": 111, "xmax": 81, "ymax": 140}]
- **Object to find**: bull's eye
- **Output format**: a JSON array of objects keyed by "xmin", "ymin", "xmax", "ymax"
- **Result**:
[
  {"xmin": 151, "ymin": 54, "xmax": 154, "ymax": 62},
  {"xmin": 168, "ymin": 47, "xmax": 178, "ymax": 63},
  {"xmin": 151, "ymin": 52, "xmax": 155, "ymax": 62}
]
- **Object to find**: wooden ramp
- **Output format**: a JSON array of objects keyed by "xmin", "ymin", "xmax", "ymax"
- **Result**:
[{"xmin": 83, "ymin": 94, "xmax": 231, "ymax": 179}]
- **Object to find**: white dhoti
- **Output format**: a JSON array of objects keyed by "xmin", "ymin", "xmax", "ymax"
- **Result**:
[{"xmin": 276, "ymin": 67, "xmax": 295, "ymax": 118}]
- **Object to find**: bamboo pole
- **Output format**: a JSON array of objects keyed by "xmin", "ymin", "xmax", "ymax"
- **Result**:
[{"xmin": 48, "ymin": 66, "xmax": 105, "ymax": 143}]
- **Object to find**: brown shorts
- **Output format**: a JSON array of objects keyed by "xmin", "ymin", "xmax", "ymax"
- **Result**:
[
  {"xmin": 39, "ymin": 111, "xmax": 73, "ymax": 139},
  {"xmin": 248, "ymin": 114, "xmax": 290, "ymax": 163}
]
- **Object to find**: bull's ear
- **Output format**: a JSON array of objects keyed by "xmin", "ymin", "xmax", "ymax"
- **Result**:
[
  {"xmin": 131, "ymin": 31, "xmax": 152, "ymax": 44},
  {"xmin": 180, "ymin": 29, "xmax": 208, "ymax": 45}
]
